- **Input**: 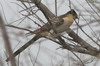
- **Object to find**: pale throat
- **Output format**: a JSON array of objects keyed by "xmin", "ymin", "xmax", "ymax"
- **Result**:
[{"xmin": 62, "ymin": 14, "xmax": 74, "ymax": 26}]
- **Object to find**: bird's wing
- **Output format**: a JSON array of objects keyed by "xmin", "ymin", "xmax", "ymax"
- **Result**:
[
  {"xmin": 33, "ymin": 23, "xmax": 51, "ymax": 34},
  {"xmin": 30, "ymin": 17, "xmax": 64, "ymax": 34}
]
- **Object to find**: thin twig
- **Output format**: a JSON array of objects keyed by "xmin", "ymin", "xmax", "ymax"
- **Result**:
[
  {"xmin": 55, "ymin": 0, "xmax": 57, "ymax": 16},
  {"xmin": 6, "ymin": 25, "xmax": 33, "ymax": 33}
]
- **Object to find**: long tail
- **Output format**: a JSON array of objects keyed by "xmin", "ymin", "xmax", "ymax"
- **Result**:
[{"xmin": 6, "ymin": 35, "xmax": 41, "ymax": 62}]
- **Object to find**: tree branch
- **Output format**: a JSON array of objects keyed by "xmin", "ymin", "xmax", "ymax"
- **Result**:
[
  {"xmin": 66, "ymin": 28, "xmax": 99, "ymax": 56},
  {"xmin": 32, "ymin": 0, "xmax": 55, "ymax": 21},
  {"xmin": 0, "ymin": 14, "xmax": 16, "ymax": 66}
]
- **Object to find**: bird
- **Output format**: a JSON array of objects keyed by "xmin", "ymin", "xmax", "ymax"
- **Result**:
[
  {"xmin": 6, "ymin": 9, "xmax": 78, "ymax": 62},
  {"xmin": 29, "ymin": 9, "xmax": 78, "ymax": 38}
]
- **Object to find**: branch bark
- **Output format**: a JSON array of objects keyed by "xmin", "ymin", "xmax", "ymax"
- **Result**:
[
  {"xmin": 0, "ymin": 14, "xmax": 16, "ymax": 66},
  {"xmin": 32, "ymin": 0, "xmax": 55, "ymax": 21},
  {"xmin": 66, "ymin": 28, "xmax": 100, "ymax": 56}
]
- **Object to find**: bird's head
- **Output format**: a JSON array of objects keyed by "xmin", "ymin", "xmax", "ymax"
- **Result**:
[{"xmin": 67, "ymin": 9, "xmax": 78, "ymax": 20}]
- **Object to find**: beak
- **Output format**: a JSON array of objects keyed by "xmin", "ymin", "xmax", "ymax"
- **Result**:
[{"xmin": 76, "ymin": 16, "xmax": 79, "ymax": 19}]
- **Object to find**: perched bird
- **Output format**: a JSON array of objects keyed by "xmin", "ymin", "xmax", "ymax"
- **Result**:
[
  {"xmin": 6, "ymin": 9, "xmax": 78, "ymax": 61},
  {"xmin": 29, "ymin": 9, "xmax": 78, "ymax": 38}
]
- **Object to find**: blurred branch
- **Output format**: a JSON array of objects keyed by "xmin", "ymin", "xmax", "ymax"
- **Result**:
[
  {"xmin": 85, "ymin": 0, "xmax": 100, "ymax": 18},
  {"xmin": 0, "ymin": 14, "xmax": 16, "ymax": 66}
]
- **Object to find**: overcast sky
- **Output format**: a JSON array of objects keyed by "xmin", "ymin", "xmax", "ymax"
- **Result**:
[{"xmin": 0, "ymin": 0, "xmax": 100, "ymax": 66}]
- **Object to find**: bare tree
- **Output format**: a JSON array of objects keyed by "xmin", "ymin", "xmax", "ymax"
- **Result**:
[{"xmin": 0, "ymin": 0, "xmax": 100, "ymax": 66}]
